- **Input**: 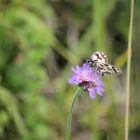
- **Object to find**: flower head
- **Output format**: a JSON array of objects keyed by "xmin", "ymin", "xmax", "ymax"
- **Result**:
[{"xmin": 68, "ymin": 64, "xmax": 104, "ymax": 99}]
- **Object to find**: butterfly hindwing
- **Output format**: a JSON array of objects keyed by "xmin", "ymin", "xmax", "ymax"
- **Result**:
[{"xmin": 95, "ymin": 62, "xmax": 122, "ymax": 76}]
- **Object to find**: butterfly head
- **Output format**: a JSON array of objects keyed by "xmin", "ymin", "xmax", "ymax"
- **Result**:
[{"xmin": 86, "ymin": 59, "xmax": 94, "ymax": 67}]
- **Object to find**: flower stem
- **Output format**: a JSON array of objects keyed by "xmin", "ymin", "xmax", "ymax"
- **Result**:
[
  {"xmin": 66, "ymin": 87, "xmax": 82, "ymax": 140},
  {"xmin": 125, "ymin": 0, "xmax": 134, "ymax": 140}
]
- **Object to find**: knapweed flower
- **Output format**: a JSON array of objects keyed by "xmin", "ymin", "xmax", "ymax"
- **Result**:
[{"xmin": 68, "ymin": 63, "xmax": 104, "ymax": 99}]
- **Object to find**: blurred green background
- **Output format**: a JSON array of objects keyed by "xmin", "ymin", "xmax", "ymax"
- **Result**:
[{"xmin": 0, "ymin": 0, "xmax": 139, "ymax": 140}]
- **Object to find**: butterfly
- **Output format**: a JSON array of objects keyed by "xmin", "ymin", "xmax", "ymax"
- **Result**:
[{"xmin": 86, "ymin": 51, "xmax": 122, "ymax": 76}]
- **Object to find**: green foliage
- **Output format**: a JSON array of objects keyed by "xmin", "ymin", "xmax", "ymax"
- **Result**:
[{"xmin": 0, "ymin": 0, "xmax": 138, "ymax": 139}]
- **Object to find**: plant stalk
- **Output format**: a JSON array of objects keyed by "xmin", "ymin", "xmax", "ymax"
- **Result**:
[
  {"xmin": 125, "ymin": 0, "xmax": 134, "ymax": 140},
  {"xmin": 66, "ymin": 87, "xmax": 82, "ymax": 140}
]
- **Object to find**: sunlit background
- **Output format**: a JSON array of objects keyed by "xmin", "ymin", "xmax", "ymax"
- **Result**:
[{"xmin": 0, "ymin": 0, "xmax": 139, "ymax": 140}]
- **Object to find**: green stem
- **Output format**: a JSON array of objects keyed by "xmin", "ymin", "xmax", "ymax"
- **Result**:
[
  {"xmin": 66, "ymin": 87, "xmax": 82, "ymax": 140},
  {"xmin": 125, "ymin": 0, "xmax": 134, "ymax": 140}
]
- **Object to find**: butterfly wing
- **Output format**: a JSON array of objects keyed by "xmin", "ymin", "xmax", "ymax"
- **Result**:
[
  {"xmin": 87, "ymin": 51, "xmax": 122, "ymax": 76},
  {"xmin": 94, "ymin": 62, "xmax": 122, "ymax": 76},
  {"xmin": 91, "ymin": 51, "xmax": 108, "ymax": 64}
]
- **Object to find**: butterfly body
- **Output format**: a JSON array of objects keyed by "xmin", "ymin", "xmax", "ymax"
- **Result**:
[{"xmin": 86, "ymin": 51, "xmax": 122, "ymax": 76}]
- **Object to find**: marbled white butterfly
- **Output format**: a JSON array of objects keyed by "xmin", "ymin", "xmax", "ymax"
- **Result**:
[{"xmin": 86, "ymin": 51, "xmax": 122, "ymax": 76}]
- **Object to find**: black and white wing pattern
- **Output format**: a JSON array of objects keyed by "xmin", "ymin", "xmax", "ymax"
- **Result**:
[
  {"xmin": 90, "ymin": 51, "xmax": 108, "ymax": 64},
  {"xmin": 86, "ymin": 51, "xmax": 122, "ymax": 76}
]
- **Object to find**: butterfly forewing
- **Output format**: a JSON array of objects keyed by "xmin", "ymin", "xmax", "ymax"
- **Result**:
[
  {"xmin": 91, "ymin": 51, "xmax": 108, "ymax": 64},
  {"xmin": 87, "ymin": 51, "xmax": 122, "ymax": 76}
]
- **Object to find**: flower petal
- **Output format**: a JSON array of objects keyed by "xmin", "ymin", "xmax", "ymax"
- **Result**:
[
  {"xmin": 97, "ymin": 91, "xmax": 104, "ymax": 96},
  {"xmin": 89, "ymin": 91, "xmax": 96, "ymax": 99}
]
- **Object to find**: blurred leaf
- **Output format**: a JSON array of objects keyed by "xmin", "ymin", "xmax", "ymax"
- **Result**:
[
  {"xmin": 115, "ymin": 50, "xmax": 127, "ymax": 67},
  {"xmin": 0, "ymin": 86, "xmax": 28, "ymax": 136}
]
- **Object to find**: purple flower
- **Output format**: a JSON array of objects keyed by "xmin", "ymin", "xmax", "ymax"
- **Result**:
[{"xmin": 68, "ymin": 63, "xmax": 104, "ymax": 99}]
